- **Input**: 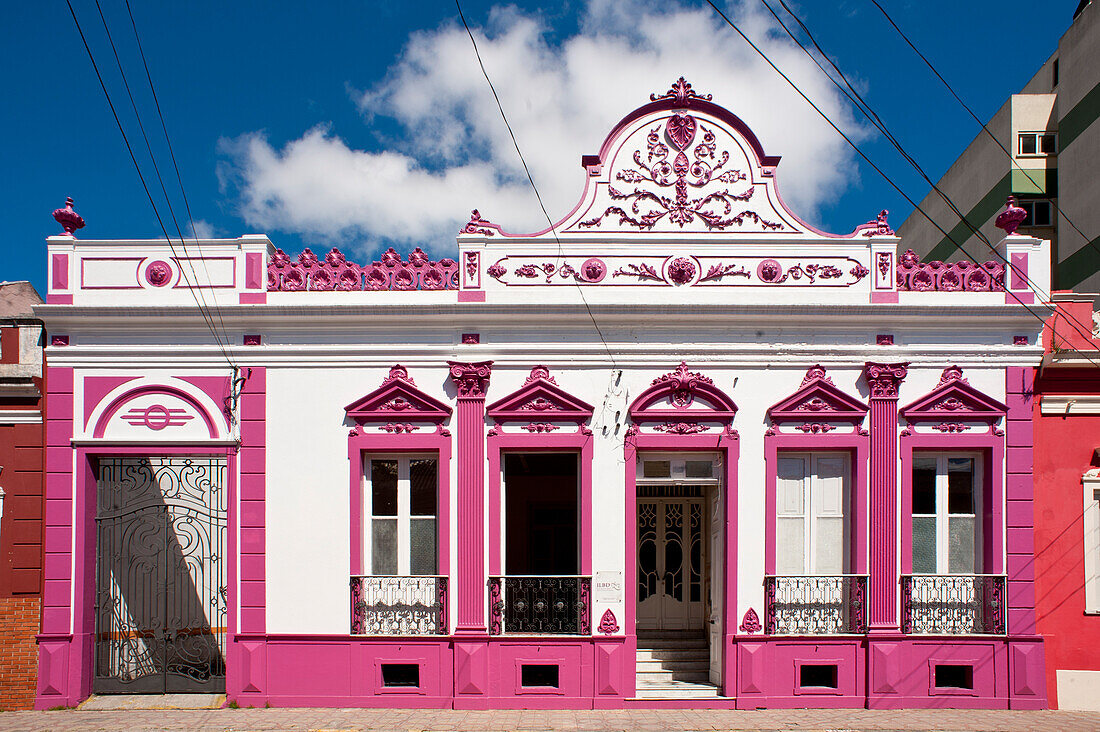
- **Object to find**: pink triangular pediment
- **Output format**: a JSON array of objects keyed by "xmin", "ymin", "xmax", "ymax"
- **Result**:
[
  {"xmin": 768, "ymin": 366, "xmax": 867, "ymax": 423},
  {"xmin": 344, "ymin": 366, "xmax": 452, "ymax": 425},
  {"xmin": 629, "ymin": 362, "xmax": 737, "ymax": 424},
  {"xmin": 487, "ymin": 366, "xmax": 594, "ymax": 424},
  {"xmin": 900, "ymin": 367, "xmax": 1007, "ymax": 422}
]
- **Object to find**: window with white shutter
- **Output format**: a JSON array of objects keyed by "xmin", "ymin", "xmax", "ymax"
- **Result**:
[{"xmin": 776, "ymin": 452, "xmax": 850, "ymax": 575}]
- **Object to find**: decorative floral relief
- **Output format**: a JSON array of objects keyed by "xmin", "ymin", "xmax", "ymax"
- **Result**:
[
  {"xmin": 653, "ymin": 422, "xmax": 709, "ymax": 434},
  {"xmin": 578, "ymin": 114, "xmax": 784, "ymax": 232},
  {"xmin": 462, "ymin": 209, "xmax": 497, "ymax": 236},
  {"xmin": 896, "ymin": 249, "xmax": 1004, "ymax": 292},
  {"xmin": 650, "ymin": 77, "xmax": 712, "ymax": 105},
  {"xmin": 489, "ymin": 255, "xmax": 866, "ymax": 287},
  {"xmin": 652, "ymin": 362, "xmax": 714, "ymax": 408},
  {"xmin": 801, "ymin": 365, "xmax": 834, "ymax": 386},
  {"xmin": 864, "ymin": 362, "xmax": 909, "ymax": 399},
  {"xmin": 937, "ymin": 365, "xmax": 968, "ymax": 386},
  {"xmin": 524, "ymin": 365, "xmax": 558, "ymax": 386},
  {"xmin": 877, "ymin": 252, "xmax": 892, "ymax": 278},
  {"xmin": 521, "ymin": 423, "xmax": 559, "ymax": 433},
  {"xmin": 381, "ymin": 365, "xmax": 414, "ymax": 386},
  {"xmin": 932, "ymin": 423, "xmax": 970, "ymax": 433},
  {"xmin": 598, "ymin": 608, "xmax": 620, "ymax": 635},
  {"xmin": 796, "ymin": 423, "xmax": 835, "ymax": 434},
  {"xmin": 379, "ymin": 397, "xmax": 414, "ymax": 411},
  {"xmin": 861, "ymin": 209, "xmax": 894, "ymax": 237},
  {"xmin": 739, "ymin": 607, "xmax": 762, "ymax": 634},
  {"xmin": 269, "ymin": 246, "xmax": 459, "ymax": 292},
  {"xmin": 795, "ymin": 397, "xmax": 831, "ymax": 412},
  {"xmin": 625, "ymin": 424, "xmax": 639, "ymax": 438},
  {"xmin": 932, "ymin": 397, "xmax": 966, "ymax": 411},
  {"xmin": 380, "ymin": 423, "xmax": 418, "ymax": 434}
]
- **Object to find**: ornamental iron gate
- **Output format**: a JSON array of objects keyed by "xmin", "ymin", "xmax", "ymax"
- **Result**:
[{"xmin": 94, "ymin": 456, "xmax": 227, "ymax": 693}]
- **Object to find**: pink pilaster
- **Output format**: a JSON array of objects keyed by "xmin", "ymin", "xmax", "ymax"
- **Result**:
[
  {"xmin": 448, "ymin": 361, "xmax": 492, "ymax": 634},
  {"xmin": 863, "ymin": 362, "xmax": 908, "ymax": 631}
]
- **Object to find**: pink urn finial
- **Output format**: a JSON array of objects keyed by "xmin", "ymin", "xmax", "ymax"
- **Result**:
[
  {"xmin": 52, "ymin": 197, "xmax": 85, "ymax": 238},
  {"xmin": 995, "ymin": 196, "xmax": 1027, "ymax": 236}
]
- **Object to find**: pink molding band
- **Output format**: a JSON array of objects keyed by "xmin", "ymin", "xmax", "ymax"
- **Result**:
[{"xmin": 487, "ymin": 432, "xmax": 593, "ymax": 576}]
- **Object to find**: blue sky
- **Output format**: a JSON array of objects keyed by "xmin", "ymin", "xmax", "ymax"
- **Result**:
[{"xmin": 1, "ymin": 1, "xmax": 1075, "ymax": 296}]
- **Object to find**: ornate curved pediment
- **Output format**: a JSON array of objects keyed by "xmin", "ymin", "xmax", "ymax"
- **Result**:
[
  {"xmin": 344, "ymin": 366, "xmax": 452, "ymax": 426},
  {"xmin": 487, "ymin": 366, "xmax": 594, "ymax": 427},
  {"xmin": 900, "ymin": 366, "xmax": 1007, "ymax": 424},
  {"xmin": 629, "ymin": 362, "xmax": 736, "ymax": 426},
  {"xmin": 768, "ymin": 365, "xmax": 868, "ymax": 424}
]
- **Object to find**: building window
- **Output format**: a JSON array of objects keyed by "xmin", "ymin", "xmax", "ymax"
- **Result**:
[
  {"xmin": 1019, "ymin": 199, "xmax": 1054, "ymax": 228},
  {"xmin": 364, "ymin": 455, "xmax": 438, "ymax": 575},
  {"xmin": 776, "ymin": 453, "xmax": 850, "ymax": 575},
  {"xmin": 1084, "ymin": 470, "xmax": 1100, "ymax": 614},
  {"xmin": 911, "ymin": 454, "xmax": 981, "ymax": 574},
  {"xmin": 1018, "ymin": 132, "xmax": 1057, "ymax": 156},
  {"xmin": 1053, "ymin": 58, "xmax": 1059, "ymax": 88}
]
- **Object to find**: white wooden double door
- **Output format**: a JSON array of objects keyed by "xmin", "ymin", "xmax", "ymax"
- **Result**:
[{"xmin": 636, "ymin": 495, "xmax": 711, "ymax": 630}]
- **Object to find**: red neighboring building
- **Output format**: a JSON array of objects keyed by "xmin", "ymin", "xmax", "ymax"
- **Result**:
[
  {"xmin": 0, "ymin": 281, "xmax": 44, "ymax": 710},
  {"xmin": 1034, "ymin": 294, "xmax": 1100, "ymax": 710}
]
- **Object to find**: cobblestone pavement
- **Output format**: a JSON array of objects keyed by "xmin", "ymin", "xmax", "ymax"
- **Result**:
[{"xmin": 1, "ymin": 708, "xmax": 1100, "ymax": 732}]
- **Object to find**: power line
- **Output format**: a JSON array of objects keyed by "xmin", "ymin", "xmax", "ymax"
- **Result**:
[
  {"xmin": 91, "ymin": 0, "xmax": 234, "ymax": 362},
  {"xmin": 701, "ymin": 0, "xmax": 1100, "ymax": 364},
  {"xmin": 66, "ymin": 0, "xmax": 236, "ymax": 370},
  {"xmin": 123, "ymin": 0, "xmax": 235, "ymax": 358},
  {"xmin": 758, "ymin": 0, "xmax": 1100, "ymax": 356},
  {"xmin": 868, "ymin": 0, "xmax": 1094, "ymax": 251},
  {"xmin": 454, "ymin": 0, "xmax": 619, "ymax": 371}
]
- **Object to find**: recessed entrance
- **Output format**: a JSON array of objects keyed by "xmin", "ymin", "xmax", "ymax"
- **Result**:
[{"xmin": 635, "ymin": 453, "xmax": 724, "ymax": 698}]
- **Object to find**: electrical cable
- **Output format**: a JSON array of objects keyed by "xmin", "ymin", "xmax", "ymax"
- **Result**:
[
  {"xmin": 455, "ymin": 0, "xmax": 619, "ymax": 372},
  {"xmin": 702, "ymin": 0, "xmax": 1100, "ymax": 366},
  {"xmin": 868, "ymin": 0, "xmax": 1094, "ymax": 251},
  {"xmin": 65, "ymin": 0, "xmax": 236, "ymax": 370},
  {"xmin": 123, "ymin": 0, "xmax": 236, "ymax": 359},
  {"xmin": 758, "ymin": 0, "xmax": 1100, "ymax": 355},
  {"xmin": 90, "ymin": 0, "xmax": 236, "ymax": 364}
]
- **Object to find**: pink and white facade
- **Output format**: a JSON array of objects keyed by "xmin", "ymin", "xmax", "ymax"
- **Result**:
[{"xmin": 35, "ymin": 80, "xmax": 1049, "ymax": 709}]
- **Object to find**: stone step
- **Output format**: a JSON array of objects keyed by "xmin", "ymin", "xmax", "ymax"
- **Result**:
[
  {"xmin": 636, "ymin": 658, "xmax": 710, "ymax": 672},
  {"xmin": 632, "ymin": 681, "xmax": 723, "ymax": 699},
  {"xmin": 636, "ymin": 639, "xmax": 708, "ymax": 651},
  {"xmin": 636, "ymin": 669, "xmax": 711, "ymax": 683},
  {"xmin": 635, "ymin": 648, "xmax": 709, "ymax": 662}
]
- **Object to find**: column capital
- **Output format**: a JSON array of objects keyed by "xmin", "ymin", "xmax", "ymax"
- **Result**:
[
  {"xmin": 448, "ymin": 360, "xmax": 493, "ymax": 399},
  {"xmin": 863, "ymin": 362, "xmax": 910, "ymax": 400}
]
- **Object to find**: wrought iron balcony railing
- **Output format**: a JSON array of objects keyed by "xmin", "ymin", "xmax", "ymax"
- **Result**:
[
  {"xmin": 764, "ymin": 575, "xmax": 868, "ymax": 635},
  {"xmin": 901, "ymin": 574, "xmax": 1006, "ymax": 635},
  {"xmin": 350, "ymin": 575, "xmax": 447, "ymax": 636},
  {"xmin": 488, "ymin": 575, "xmax": 591, "ymax": 635}
]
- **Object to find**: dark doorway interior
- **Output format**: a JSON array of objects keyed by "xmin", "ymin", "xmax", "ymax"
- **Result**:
[{"xmin": 504, "ymin": 453, "xmax": 578, "ymax": 574}]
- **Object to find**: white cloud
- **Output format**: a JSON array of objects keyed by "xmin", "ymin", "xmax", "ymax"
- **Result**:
[
  {"xmin": 220, "ymin": 0, "xmax": 871, "ymax": 254},
  {"xmin": 189, "ymin": 219, "xmax": 216, "ymax": 239}
]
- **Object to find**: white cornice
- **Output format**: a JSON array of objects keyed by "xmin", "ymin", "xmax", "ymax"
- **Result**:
[
  {"xmin": 0, "ymin": 410, "xmax": 42, "ymax": 424},
  {"xmin": 1041, "ymin": 396, "xmax": 1100, "ymax": 415}
]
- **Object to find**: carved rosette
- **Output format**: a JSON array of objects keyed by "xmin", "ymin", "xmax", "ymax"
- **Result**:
[
  {"xmin": 448, "ymin": 361, "xmax": 492, "ymax": 399},
  {"xmin": 863, "ymin": 362, "xmax": 909, "ymax": 400}
]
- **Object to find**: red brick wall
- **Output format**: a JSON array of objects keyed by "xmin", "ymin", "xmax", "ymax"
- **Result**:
[
  {"xmin": 0, "ymin": 421, "xmax": 44, "ymax": 596},
  {"xmin": 0, "ymin": 596, "xmax": 40, "ymax": 709}
]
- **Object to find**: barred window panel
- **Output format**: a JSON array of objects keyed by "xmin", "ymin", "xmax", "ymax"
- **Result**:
[
  {"xmin": 364, "ymin": 455, "xmax": 439, "ymax": 576},
  {"xmin": 910, "ymin": 453, "xmax": 981, "ymax": 575}
]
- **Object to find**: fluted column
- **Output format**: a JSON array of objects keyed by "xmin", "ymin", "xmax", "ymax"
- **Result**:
[
  {"xmin": 864, "ymin": 361, "xmax": 908, "ymax": 630},
  {"xmin": 448, "ymin": 360, "xmax": 492, "ymax": 634}
]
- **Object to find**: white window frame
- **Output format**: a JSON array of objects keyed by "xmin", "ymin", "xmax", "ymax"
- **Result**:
[
  {"xmin": 1017, "ymin": 131, "xmax": 1057, "ymax": 156},
  {"xmin": 912, "ymin": 452, "xmax": 983, "ymax": 574},
  {"xmin": 1083, "ymin": 470, "xmax": 1100, "ymax": 614},
  {"xmin": 636, "ymin": 452, "xmax": 722, "ymax": 486},
  {"xmin": 775, "ymin": 451, "xmax": 851, "ymax": 576},
  {"xmin": 362, "ymin": 453, "xmax": 438, "ymax": 576}
]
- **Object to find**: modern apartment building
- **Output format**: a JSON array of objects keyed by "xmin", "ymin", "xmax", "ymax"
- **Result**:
[{"xmin": 897, "ymin": 0, "xmax": 1100, "ymax": 293}]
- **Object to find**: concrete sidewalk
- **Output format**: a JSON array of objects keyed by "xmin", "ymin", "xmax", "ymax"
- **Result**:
[{"xmin": 1, "ymin": 708, "xmax": 1099, "ymax": 732}]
